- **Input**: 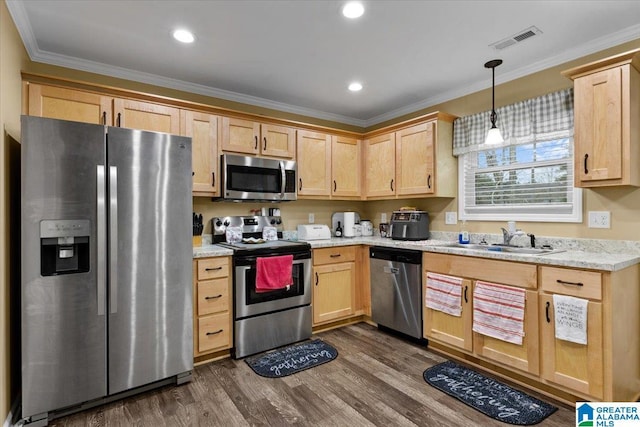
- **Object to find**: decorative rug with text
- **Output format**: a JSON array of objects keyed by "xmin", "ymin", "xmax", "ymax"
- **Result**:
[
  {"xmin": 245, "ymin": 339, "xmax": 338, "ymax": 378},
  {"xmin": 423, "ymin": 360, "xmax": 557, "ymax": 425}
]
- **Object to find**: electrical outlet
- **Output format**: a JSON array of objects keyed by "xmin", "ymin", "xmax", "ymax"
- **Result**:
[
  {"xmin": 381, "ymin": 213, "xmax": 387, "ymax": 223},
  {"xmin": 588, "ymin": 211, "xmax": 610, "ymax": 228},
  {"xmin": 308, "ymin": 213, "xmax": 315, "ymax": 224},
  {"xmin": 445, "ymin": 212, "xmax": 458, "ymax": 225}
]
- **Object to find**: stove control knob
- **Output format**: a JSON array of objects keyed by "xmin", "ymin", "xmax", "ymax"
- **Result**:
[
  {"xmin": 223, "ymin": 220, "xmax": 230, "ymax": 227},
  {"xmin": 215, "ymin": 219, "xmax": 222, "ymax": 227},
  {"xmin": 276, "ymin": 219, "xmax": 282, "ymax": 225},
  {"xmin": 270, "ymin": 219, "xmax": 276, "ymax": 225}
]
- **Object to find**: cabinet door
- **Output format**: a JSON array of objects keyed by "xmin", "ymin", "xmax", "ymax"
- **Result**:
[
  {"xmin": 182, "ymin": 111, "xmax": 219, "ymax": 196},
  {"xmin": 364, "ymin": 133, "xmax": 396, "ymax": 198},
  {"xmin": 28, "ymin": 84, "xmax": 112, "ymax": 125},
  {"xmin": 221, "ymin": 117, "xmax": 260, "ymax": 155},
  {"xmin": 113, "ymin": 99, "xmax": 180, "ymax": 134},
  {"xmin": 396, "ymin": 122, "xmax": 434, "ymax": 196},
  {"xmin": 574, "ymin": 67, "xmax": 623, "ymax": 184},
  {"xmin": 313, "ymin": 262, "xmax": 356, "ymax": 325},
  {"xmin": 423, "ymin": 277, "xmax": 473, "ymax": 351},
  {"xmin": 297, "ymin": 130, "xmax": 331, "ymax": 196},
  {"xmin": 539, "ymin": 293, "xmax": 604, "ymax": 398},
  {"xmin": 474, "ymin": 288, "xmax": 539, "ymax": 375},
  {"xmin": 331, "ymin": 135, "xmax": 361, "ymax": 198},
  {"xmin": 261, "ymin": 124, "xmax": 295, "ymax": 158}
]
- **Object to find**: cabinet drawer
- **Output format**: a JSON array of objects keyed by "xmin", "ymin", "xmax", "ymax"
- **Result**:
[
  {"xmin": 314, "ymin": 246, "xmax": 356, "ymax": 265},
  {"xmin": 540, "ymin": 266, "xmax": 602, "ymax": 300},
  {"xmin": 197, "ymin": 278, "xmax": 230, "ymax": 316},
  {"xmin": 197, "ymin": 312, "xmax": 231, "ymax": 353},
  {"xmin": 197, "ymin": 257, "xmax": 230, "ymax": 281}
]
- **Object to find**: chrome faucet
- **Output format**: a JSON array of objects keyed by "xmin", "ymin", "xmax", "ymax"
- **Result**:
[{"xmin": 501, "ymin": 227, "xmax": 525, "ymax": 245}]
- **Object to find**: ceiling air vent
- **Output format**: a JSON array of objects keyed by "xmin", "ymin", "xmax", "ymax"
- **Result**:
[{"xmin": 490, "ymin": 26, "xmax": 542, "ymax": 50}]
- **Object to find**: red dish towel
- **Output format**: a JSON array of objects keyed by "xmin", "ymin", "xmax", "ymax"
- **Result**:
[{"xmin": 256, "ymin": 255, "xmax": 294, "ymax": 293}]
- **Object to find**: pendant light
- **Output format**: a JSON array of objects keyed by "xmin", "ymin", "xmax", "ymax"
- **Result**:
[{"xmin": 484, "ymin": 59, "xmax": 504, "ymax": 145}]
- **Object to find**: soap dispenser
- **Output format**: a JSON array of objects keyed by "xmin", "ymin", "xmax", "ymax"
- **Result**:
[{"xmin": 458, "ymin": 221, "xmax": 470, "ymax": 244}]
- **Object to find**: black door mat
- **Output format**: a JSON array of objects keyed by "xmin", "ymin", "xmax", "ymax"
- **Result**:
[
  {"xmin": 423, "ymin": 361, "xmax": 557, "ymax": 425},
  {"xmin": 245, "ymin": 339, "xmax": 338, "ymax": 378}
]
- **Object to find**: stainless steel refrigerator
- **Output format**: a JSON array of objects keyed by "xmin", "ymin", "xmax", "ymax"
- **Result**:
[{"xmin": 20, "ymin": 116, "xmax": 193, "ymax": 424}]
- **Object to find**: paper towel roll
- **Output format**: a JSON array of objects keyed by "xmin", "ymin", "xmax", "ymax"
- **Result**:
[{"xmin": 343, "ymin": 212, "xmax": 355, "ymax": 237}]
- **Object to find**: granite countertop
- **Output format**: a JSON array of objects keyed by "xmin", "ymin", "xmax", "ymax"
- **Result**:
[{"xmin": 193, "ymin": 233, "xmax": 640, "ymax": 272}]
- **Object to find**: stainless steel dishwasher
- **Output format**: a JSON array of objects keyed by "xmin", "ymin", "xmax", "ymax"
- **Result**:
[{"xmin": 369, "ymin": 246, "xmax": 423, "ymax": 339}]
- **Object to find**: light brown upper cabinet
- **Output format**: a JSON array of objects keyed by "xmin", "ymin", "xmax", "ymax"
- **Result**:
[
  {"xmin": 296, "ymin": 130, "xmax": 331, "ymax": 197},
  {"xmin": 221, "ymin": 117, "xmax": 295, "ymax": 159},
  {"xmin": 27, "ymin": 83, "xmax": 113, "ymax": 125},
  {"xmin": 364, "ymin": 113, "xmax": 456, "ymax": 199},
  {"xmin": 113, "ymin": 98, "xmax": 180, "ymax": 134},
  {"xmin": 331, "ymin": 135, "xmax": 361, "ymax": 199},
  {"xmin": 181, "ymin": 111, "xmax": 219, "ymax": 197},
  {"xmin": 562, "ymin": 49, "xmax": 640, "ymax": 187},
  {"xmin": 364, "ymin": 132, "xmax": 396, "ymax": 198}
]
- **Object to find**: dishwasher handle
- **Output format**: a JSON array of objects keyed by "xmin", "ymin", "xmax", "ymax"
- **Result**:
[{"xmin": 369, "ymin": 246, "xmax": 422, "ymax": 264}]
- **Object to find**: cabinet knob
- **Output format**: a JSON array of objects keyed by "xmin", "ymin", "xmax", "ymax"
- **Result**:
[
  {"xmin": 206, "ymin": 329, "xmax": 223, "ymax": 336},
  {"xmin": 390, "ymin": 179, "xmax": 394, "ymax": 191},
  {"xmin": 299, "ymin": 178, "xmax": 302, "ymax": 191},
  {"xmin": 333, "ymin": 180, "xmax": 337, "ymax": 192},
  {"xmin": 427, "ymin": 174, "xmax": 432, "ymax": 189},
  {"xmin": 254, "ymin": 136, "xmax": 258, "ymax": 150},
  {"xmin": 212, "ymin": 172, "xmax": 215, "ymax": 187},
  {"xmin": 263, "ymin": 136, "xmax": 267, "ymax": 151}
]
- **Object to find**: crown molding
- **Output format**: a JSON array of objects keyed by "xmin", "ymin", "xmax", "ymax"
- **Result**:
[{"xmin": 7, "ymin": 0, "xmax": 640, "ymax": 129}]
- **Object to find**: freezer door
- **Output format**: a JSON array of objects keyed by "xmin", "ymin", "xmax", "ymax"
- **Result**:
[
  {"xmin": 21, "ymin": 116, "xmax": 107, "ymax": 417},
  {"xmin": 106, "ymin": 127, "xmax": 193, "ymax": 394}
]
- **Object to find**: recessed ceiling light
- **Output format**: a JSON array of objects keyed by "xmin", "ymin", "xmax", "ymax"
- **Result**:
[
  {"xmin": 342, "ymin": 2, "xmax": 364, "ymax": 19},
  {"xmin": 348, "ymin": 82, "xmax": 363, "ymax": 92},
  {"xmin": 172, "ymin": 29, "xmax": 195, "ymax": 44}
]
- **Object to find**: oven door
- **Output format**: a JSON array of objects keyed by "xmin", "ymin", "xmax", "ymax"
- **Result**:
[{"xmin": 234, "ymin": 254, "xmax": 311, "ymax": 319}]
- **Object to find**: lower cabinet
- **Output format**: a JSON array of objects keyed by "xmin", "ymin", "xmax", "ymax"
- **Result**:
[
  {"xmin": 423, "ymin": 253, "xmax": 539, "ymax": 375},
  {"xmin": 312, "ymin": 246, "xmax": 356, "ymax": 326},
  {"xmin": 193, "ymin": 256, "xmax": 233, "ymax": 357},
  {"xmin": 423, "ymin": 252, "xmax": 640, "ymax": 402},
  {"xmin": 539, "ymin": 266, "xmax": 604, "ymax": 399}
]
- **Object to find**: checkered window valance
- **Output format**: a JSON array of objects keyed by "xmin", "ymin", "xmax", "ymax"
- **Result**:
[{"xmin": 452, "ymin": 88, "xmax": 574, "ymax": 156}]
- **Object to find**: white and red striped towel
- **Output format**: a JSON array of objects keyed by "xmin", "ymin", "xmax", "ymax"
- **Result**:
[
  {"xmin": 473, "ymin": 281, "xmax": 526, "ymax": 345},
  {"xmin": 425, "ymin": 272, "xmax": 463, "ymax": 317}
]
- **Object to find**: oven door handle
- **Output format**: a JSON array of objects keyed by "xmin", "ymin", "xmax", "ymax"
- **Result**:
[{"xmin": 279, "ymin": 161, "xmax": 286, "ymax": 200}]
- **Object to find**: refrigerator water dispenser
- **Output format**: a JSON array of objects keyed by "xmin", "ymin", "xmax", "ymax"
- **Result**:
[{"xmin": 40, "ymin": 219, "xmax": 90, "ymax": 276}]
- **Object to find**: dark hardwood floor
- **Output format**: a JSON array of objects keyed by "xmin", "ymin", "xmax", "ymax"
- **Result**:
[{"xmin": 50, "ymin": 323, "xmax": 575, "ymax": 426}]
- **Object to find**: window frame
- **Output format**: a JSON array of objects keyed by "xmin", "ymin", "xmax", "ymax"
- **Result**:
[{"xmin": 458, "ymin": 137, "xmax": 582, "ymax": 223}]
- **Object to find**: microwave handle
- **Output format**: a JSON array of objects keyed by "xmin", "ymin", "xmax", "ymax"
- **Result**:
[{"xmin": 279, "ymin": 161, "xmax": 286, "ymax": 199}]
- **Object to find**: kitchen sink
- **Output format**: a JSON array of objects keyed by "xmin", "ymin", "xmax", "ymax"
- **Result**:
[{"xmin": 437, "ymin": 242, "xmax": 564, "ymax": 256}]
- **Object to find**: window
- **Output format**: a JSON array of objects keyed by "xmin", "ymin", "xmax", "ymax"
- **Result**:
[{"xmin": 453, "ymin": 88, "xmax": 581, "ymax": 222}]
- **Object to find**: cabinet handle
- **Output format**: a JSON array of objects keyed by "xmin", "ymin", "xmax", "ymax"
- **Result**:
[
  {"xmin": 116, "ymin": 113, "xmax": 121, "ymax": 127},
  {"xmin": 263, "ymin": 136, "xmax": 267, "ymax": 151},
  {"xmin": 212, "ymin": 172, "xmax": 215, "ymax": 187},
  {"xmin": 545, "ymin": 301, "xmax": 551, "ymax": 323},
  {"xmin": 584, "ymin": 153, "xmax": 589, "ymax": 174},
  {"xmin": 102, "ymin": 111, "xmax": 107, "ymax": 125},
  {"xmin": 205, "ymin": 294, "xmax": 223, "ymax": 300},
  {"xmin": 254, "ymin": 136, "xmax": 258, "ymax": 150},
  {"xmin": 333, "ymin": 180, "xmax": 337, "ymax": 192},
  {"xmin": 390, "ymin": 179, "xmax": 394, "ymax": 191},
  {"xmin": 329, "ymin": 254, "xmax": 341, "ymax": 258},
  {"xmin": 192, "ymin": 171, "xmax": 195, "ymax": 176},
  {"xmin": 206, "ymin": 329, "xmax": 223, "ymax": 336},
  {"xmin": 556, "ymin": 279, "xmax": 584, "ymax": 287},
  {"xmin": 464, "ymin": 285, "xmax": 468, "ymax": 303},
  {"xmin": 315, "ymin": 272, "xmax": 319, "ymax": 286},
  {"xmin": 299, "ymin": 178, "xmax": 302, "ymax": 191},
  {"xmin": 427, "ymin": 174, "xmax": 432, "ymax": 189},
  {"xmin": 205, "ymin": 266, "xmax": 223, "ymax": 271}
]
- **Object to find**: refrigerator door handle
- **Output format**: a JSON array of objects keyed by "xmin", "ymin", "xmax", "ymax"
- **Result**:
[
  {"xmin": 109, "ymin": 166, "xmax": 118, "ymax": 314},
  {"xmin": 97, "ymin": 165, "xmax": 106, "ymax": 316}
]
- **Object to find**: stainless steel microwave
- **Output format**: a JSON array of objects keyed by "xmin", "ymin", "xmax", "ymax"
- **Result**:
[{"xmin": 217, "ymin": 154, "xmax": 297, "ymax": 202}]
